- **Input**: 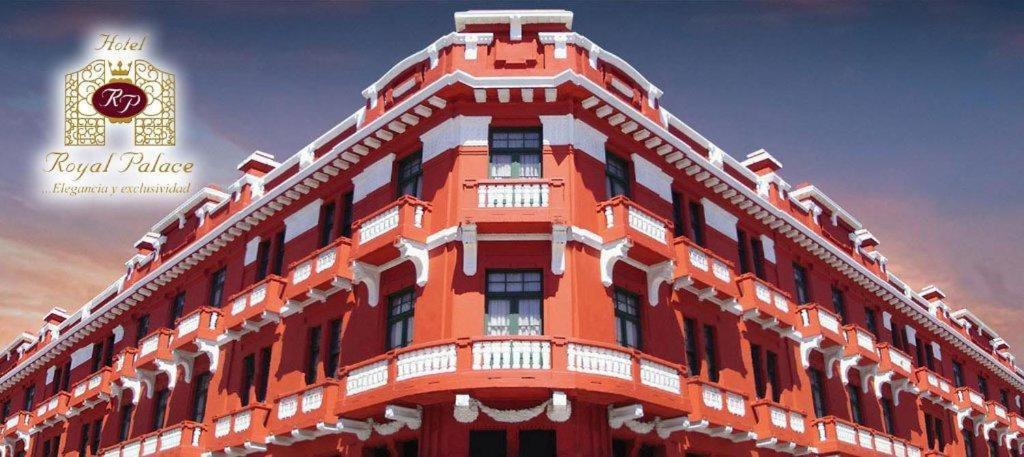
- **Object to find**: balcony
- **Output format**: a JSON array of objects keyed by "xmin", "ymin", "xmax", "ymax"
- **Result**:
[
  {"xmin": 981, "ymin": 401, "xmax": 1011, "ymax": 438},
  {"xmin": 871, "ymin": 343, "xmax": 916, "ymax": 402},
  {"xmin": 813, "ymin": 416, "xmax": 922, "ymax": 457},
  {"xmin": 31, "ymin": 391, "xmax": 70, "ymax": 429},
  {"xmin": 98, "ymin": 422, "xmax": 205, "ymax": 457},
  {"xmin": 461, "ymin": 177, "xmax": 567, "ymax": 232},
  {"xmin": 1, "ymin": 411, "xmax": 31, "ymax": 441},
  {"xmin": 208, "ymin": 404, "xmax": 271, "ymax": 455},
  {"xmin": 222, "ymin": 276, "xmax": 288, "ymax": 340},
  {"xmin": 672, "ymin": 237, "xmax": 740, "ymax": 309},
  {"xmin": 332, "ymin": 336, "xmax": 686, "ymax": 419},
  {"xmin": 286, "ymin": 237, "xmax": 353, "ymax": 305},
  {"xmin": 684, "ymin": 378, "xmax": 756, "ymax": 442},
  {"xmin": 68, "ymin": 367, "xmax": 116, "ymax": 414},
  {"xmin": 736, "ymin": 273, "xmax": 797, "ymax": 334},
  {"xmin": 136, "ymin": 329, "xmax": 175, "ymax": 371},
  {"xmin": 266, "ymin": 380, "xmax": 346, "ymax": 445},
  {"xmin": 831, "ymin": 325, "xmax": 881, "ymax": 385},
  {"xmin": 172, "ymin": 307, "xmax": 222, "ymax": 352},
  {"xmin": 596, "ymin": 197, "xmax": 674, "ymax": 265},
  {"xmin": 752, "ymin": 400, "xmax": 811, "ymax": 453},
  {"xmin": 351, "ymin": 196, "xmax": 431, "ymax": 266},
  {"xmin": 795, "ymin": 303, "xmax": 846, "ymax": 369},
  {"xmin": 913, "ymin": 368, "xmax": 956, "ymax": 410},
  {"xmin": 954, "ymin": 387, "xmax": 987, "ymax": 432}
]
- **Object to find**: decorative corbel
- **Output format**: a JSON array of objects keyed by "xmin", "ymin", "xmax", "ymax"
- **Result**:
[
  {"xmin": 551, "ymin": 224, "xmax": 568, "ymax": 275},
  {"xmin": 645, "ymin": 261, "xmax": 674, "ymax": 306},
  {"xmin": 460, "ymin": 223, "xmax": 478, "ymax": 277},
  {"xmin": 395, "ymin": 238, "xmax": 429, "ymax": 286},
  {"xmin": 599, "ymin": 239, "xmax": 632, "ymax": 287},
  {"xmin": 352, "ymin": 261, "xmax": 382, "ymax": 307}
]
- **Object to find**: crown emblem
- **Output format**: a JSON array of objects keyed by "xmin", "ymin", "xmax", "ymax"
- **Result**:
[{"xmin": 110, "ymin": 61, "xmax": 130, "ymax": 77}]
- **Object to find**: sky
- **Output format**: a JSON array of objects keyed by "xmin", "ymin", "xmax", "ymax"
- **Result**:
[{"xmin": 0, "ymin": 2, "xmax": 1022, "ymax": 351}]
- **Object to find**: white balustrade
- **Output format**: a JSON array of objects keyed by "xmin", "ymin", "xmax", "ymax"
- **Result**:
[
  {"xmin": 819, "ymin": 311, "xmax": 840, "ymax": 333},
  {"xmin": 214, "ymin": 416, "xmax": 231, "ymax": 438},
  {"xmin": 770, "ymin": 407, "xmax": 787, "ymax": 428},
  {"xmin": 177, "ymin": 314, "xmax": 200, "ymax": 337},
  {"xmin": 639, "ymin": 359, "xmax": 680, "ymax": 394},
  {"xmin": 711, "ymin": 259, "xmax": 730, "ymax": 282},
  {"xmin": 139, "ymin": 335, "xmax": 159, "ymax": 357},
  {"xmin": 234, "ymin": 410, "xmax": 252, "ymax": 433},
  {"xmin": 702, "ymin": 385, "xmax": 723, "ymax": 410},
  {"xmin": 790, "ymin": 413, "xmax": 805, "ymax": 433},
  {"xmin": 726, "ymin": 392, "xmax": 745, "ymax": 416},
  {"xmin": 772, "ymin": 292, "xmax": 789, "ymax": 313},
  {"xmin": 755, "ymin": 283, "xmax": 771, "ymax": 303},
  {"xmin": 566, "ymin": 343, "xmax": 632, "ymax": 380},
  {"xmin": 472, "ymin": 340, "xmax": 551, "ymax": 371},
  {"xmin": 301, "ymin": 386, "xmax": 324, "ymax": 413},
  {"xmin": 277, "ymin": 395, "xmax": 297, "ymax": 419},
  {"xmin": 889, "ymin": 349, "xmax": 912, "ymax": 372},
  {"xmin": 398, "ymin": 344, "xmax": 458, "ymax": 380},
  {"xmin": 688, "ymin": 247, "xmax": 709, "ymax": 272},
  {"xmin": 478, "ymin": 183, "xmax": 549, "ymax": 208},
  {"xmin": 292, "ymin": 261, "xmax": 312, "ymax": 284},
  {"xmin": 627, "ymin": 206, "xmax": 667, "ymax": 244},
  {"xmin": 346, "ymin": 360, "xmax": 389, "ymax": 395},
  {"xmin": 315, "ymin": 248, "xmax": 336, "ymax": 273},
  {"xmin": 359, "ymin": 206, "xmax": 400, "ymax": 243},
  {"xmin": 836, "ymin": 422, "xmax": 857, "ymax": 444},
  {"xmin": 855, "ymin": 329, "xmax": 874, "ymax": 350}
]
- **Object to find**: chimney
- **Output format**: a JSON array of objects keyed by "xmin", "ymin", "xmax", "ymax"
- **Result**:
[
  {"xmin": 237, "ymin": 150, "xmax": 279, "ymax": 177},
  {"xmin": 741, "ymin": 149, "xmax": 783, "ymax": 176}
]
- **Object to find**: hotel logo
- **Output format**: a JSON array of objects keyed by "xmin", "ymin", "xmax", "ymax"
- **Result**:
[{"xmin": 64, "ymin": 58, "xmax": 176, "ymax": 146}]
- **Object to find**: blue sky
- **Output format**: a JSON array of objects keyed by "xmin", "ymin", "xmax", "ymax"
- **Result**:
[{"xmin": 1, "ymin": 2, "xmax": 1022, "ymax": 347}]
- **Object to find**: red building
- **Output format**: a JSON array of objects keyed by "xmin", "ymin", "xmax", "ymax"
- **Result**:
[{"xmin": 2, "ymin": 9, "xmax": 1023, "ymax": 457}]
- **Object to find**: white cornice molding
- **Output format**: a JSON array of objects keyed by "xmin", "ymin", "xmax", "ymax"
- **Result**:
[
  {"xmin": 789, "ymin": 185, "xmax": 863, "ymax": 229},
  {"xmin": 150, "ymin": 187, "xmax": 230, "ymax": 233}
]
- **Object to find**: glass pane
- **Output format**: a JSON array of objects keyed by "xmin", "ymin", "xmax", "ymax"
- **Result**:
[
  {"xmin": 486, "ymin": 299, "xmax": 511, "ymax": 335},
  {"xmin": 519, "ymin": 154, "xmax": 541, "ymax": 178},
  {"xmin": 490, "ymin": 154, "xmax": 513, "ymax": 178},
  {"xmin": 518, "ymin": 299, "xmax": 542, "ymax": 335},
  {"xmin": 390, "ymin": 322, "xmax": 404, "ymax": 348}
]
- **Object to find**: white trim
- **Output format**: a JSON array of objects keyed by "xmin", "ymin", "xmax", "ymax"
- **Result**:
[
  {"xmin": 283, "ymin": 200, "xmax": 322, "ymax": 243},
  {"xmin": 702, "ymin": 198, "xmax": 738, "ymax": 241},
  {"xmin": 420, "ymin": 116, "xmax": 492, "ymax": 164},
  {"xmin": 151, "ymin": 187, "xmax": 230, "ymax": 233},
  {"xmin": 759, "ymin": 235, "xmax": 776, "ymax": 264},
  {"xmin": 630, "ymin": 153, "xmax": 672, "ymax": 202},
  {"xmin": 789, "ymin": 185, "xmax": 863, "ymax": 229},
  {"xmin": 352, "ymin": 154, "xmax": 396, "ymax": 203}
]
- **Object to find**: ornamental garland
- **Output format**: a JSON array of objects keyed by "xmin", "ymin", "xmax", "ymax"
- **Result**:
[{"xmin": 454, "ymin": 396, "xmax": 571, "ymax": 424}]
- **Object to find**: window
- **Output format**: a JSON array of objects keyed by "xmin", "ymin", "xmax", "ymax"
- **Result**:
[
  {"xmin": 518, "ymin": 430, "xmax": 555, "ymax": 457},
  {"xmin": 103, "ymin": 334, "xmax": 115, "ymax": 367},
  {"xmin": 792, "ymin": 263, "xmax": 811, "ymax": 305},
  {"xmin": 612, "ymin": 440, "xmax": 629, "ymax": 457},
  {"xmin": 0, "ymin": 399, "xmax": 9, "ymax": 422},
  {"xmin": 23, "ymin": 384, "xmax": 34, "ymax": 410},
  {"xmin": 703, "ymin": 325, "xmax": 719, "ymax": 383},
  {"xmin": 963, "ymin": 427, "xmax": 975, "ymax": 457},
  {"xmin": 256, "ymin": 347, "xmax": 271, "ymax": 403},
  {"xmin": 865, "ymin": 308, "xmax": 878, "ymax": 336},
  {"xmin": 318, "ymin": 201, "xmax": 336, "ymax": 248},
  {"xmin": 881, "ymin": 396, "xmax": 896, "ymax": 435},
  {"xmin": 169, "ymin": 292, "xmax": 186, "ymax": 328},
  {"xmin": 326, "ymin": 319, "xmax": 342, "ymax": 378},
  {"xmin": 751, "ymin": 344, "xmax": 766, "ymax": 399},
  {"xmin": 989, "ymin": 439, "xmax": 999, "ymax": 457},
  {"xmin": 952, "ymin": 361, "xmax": 965, "ymax": 387},
  {"xmin": 91, "ymin": 341, "xmax": 103, "ymax": 372},
  {"xmin": 255, "ymin": 239, "xmax": 271, "ymax": 281},
  {"xmin": 830, "ymin": 286, "xmax": 845, "ymax": 322},
  {"xmin": 892, "ymin": 323, "xmax": 906, "ymax": 351},
  {"xmin": 305, "ymin": 326, "xmax": 322, "ymax": 385},
  {"xmin": 613, "ymin": 289, "xmax": 642, "ymax": 348},
  {"xmin": 489, "ymin": 128, "xmax": 541, "ymax": 179},
  {"xmin": 90, "ymin": 419, "xmax": 101, "ymax": 455},
  {"xmin": 387, "ymin": 289, "xmax": 416, "ymax": 349},
  {"xmin": 925, "ymin": 413, "xmax": 944, "ymax": 450},
  {"xmin": 240, "ymin": 354, "xmax": 255, "ymax": 407},
  {"xmin": 847, "ymin": 384, "xmax": 863, "ymax": 425},
  {"xmin": 78, "ymin": 423, "xmax": 90, "ymax": 456},
  {"xmin": 152, "ymin": 388, "xmax": 169, "ymax": 431},
  {"xmin": 340, "ymin": 192, "xmax": 354, "ymax": 238},
  {"xmin": 672, "ymin": 192, "xmax": 686, "ymax": 238},
  {"xmin": 134, "ymin": 314, "xmax": 150, "ymax": 346},
  {"xmin": 209, "ymin": 267, "xmax": 227, "ymax": 308},
  {"xmin": 1001, "ymin": 389, "xmax": 1010, "ymax": 408},
  {"xmin": 485, "ymin": 271, "xmax": 543, "ymax": 336},
  {"xmin": 191, "ymin": 372, "xmax": 211, "ymax": 422},
  {"xmin": 978, "ymin": 375, "xmax": 989, "ymax": 399},
  {"xmin": 736, "ymin": 229, "xmax": 752, "ymax": 275},
  {"xmin": 397, "ymin": 152, "xmax": 423, "ymax": 198},
  {"xmin": 766, "ymin": 350, "xmax": 781, "ymax": 402},
  {"xmin": 118, "ymin": 403, "xmax": 134, "ymax": 441},
  {"xmin": 400, "ymin": 440, "xmax": 419, "ymax": 457},
  {"xmin": 684, "ymin": 318, "xmax": 700, "ymax": 376},
  {"xmin": 51, "ymin": 365, "xmax": 63, "ymax": 396},
  {"xmin": 924, "ymin": 342, "xmax": 937, "ymax": 371},
  {"xmin": 60, "ymin": 361, "xmax": 71, "ymax": 392},
  {"xmin": 688, "ymin": 201, "xmax": 706, "ymax": 247},
  {"xmin": 809, "ymin": 368, "xmax": 827, "ymax": 418},
  {"xmin": 605, "ymin": 153, "xmax": 630, "ymax": 198},
  {"xmin": 469, "ymin": 430, "xmax": 507, "ymax": 457},
  {"xmin": 750, "ymin": 237, "xmax": 766, "ymax": 279},
  {"xmin": 271, "ymin": 230, "xmax": 286, "ymax": 276}
]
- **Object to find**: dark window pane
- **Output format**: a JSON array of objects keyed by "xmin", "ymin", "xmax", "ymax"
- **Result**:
[
  {"xmin": 703, "ymin": 325, "xmax": 718, "ymax": 382},
  {"xmin": 518, "ymin": 430, "xmax": 555, "ymax": 457},
  {"xmin": 750, "ymin": 237, "xmax": 766, "ymax": 279},
  {"xmin": 793, "ymin": 263, "xmax": 810, "ymax": 305},
  {"xmin": 256, "ymin": 347, "xmax": 271, "ymax": 403},
  {"xmin": 689, "ymin": 201, "xmax": 705, "ymax": 247},
  {"xmin": 169, "ymin": 292, "xmax": 186, "ymax": 328},
  {"xmin": 327, "ymin": 319, "xmax": 343, "ymax": 378},
  {"xmin": 489, "ymin": 128, "xmax": 542, "ymax": 179},
  {"xmin": 271, "ymin": 231, "xmax": 286, "ymax": 276},
  {"xmin": 485, "ymin": 270, "xmax": 543, "ymax": 336},
  {"xmin": 684, "ymin": 318, "xmax": 700, "ymax": 377},
  {"xmin": 318, "ymin": 201, "xmax": 336, "ymax": 248},
  {"xmin": 387, "ymin": 289, "xmax": 416, "ymax": 349},
  {"xmin": 241, "ymin": 354, "xmax": 255, "ymax": 406},
  {"xmin": 134, "ymin": 314, "xmax": 150, "ymax": 346},
  {"xmin": 766, "ymin": 351, "xmax": 781, "ymax": 402},
  {"xmin": 751, "ymin": 344, "xmax": 766, "ymax": 398},
  {"xmin": 810, "ymin": 368, "xmax": 827, "ymax": 418},
  {"xmin": 831, "ymin": 287, "xmax": 847, "ymax": 322},
  {"xmin": 191, "ymin": 373, "xmax": 211, "ymax": 422},
  {"xmin": 209, "ymin": 267, "xmax": 227, "ymax": 308},
  {"xmin": 152, "ymin": 388, "xmax": 169, "ymax": 430},
  {"xmin": 305, "ymin": 326, "xmax": 322, "ymax": 385},
  {"xmin": 469, "ymin": 430, "xmax": 507, "ymax": 457},
  {"xmin": 255, "ymin": 239, "xmax": 271, "ymax": 281},
  {"xmin": 605, "ymin": 154, "xmax": 630, "ymax": 198},
  {"xmin": 847, "ymin": 384, "xmax": 863, "ymax": 425},
  {"xmin": 614, "ymin": 288, "xmax": 641, "ymax": 349},
  {"xmin": 397, "ymin": 152, "xmax": 423, "ymax": 198},
  {"xmin": 118, "ymin": 404, "xmax": 134, "ymax": 441}
]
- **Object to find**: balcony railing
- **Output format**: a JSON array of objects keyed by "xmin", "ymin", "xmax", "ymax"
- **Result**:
[
  {"xmin": 31, "ymin": 391, "xmax": 69, "ymax": 429},
  {"xmin": 813, "ymin": 416, "xmax": 922, "ymax": 457},
  {"xmin": 673, "ymin": 237, "xmax": 739, "ymax": 308},
  {"xmin": 171, "ymin": 307, "xmax": 222, "ymax": 352},
  {"xmin": 597, "ymin": 197, "xmax": 674, "ymax": 264},
  {"xmin": 736, "ymin": 273, "xmax": 797, "ymax": 333},
  {"xmin": 461, "ymin": 178, "xmax": 567, "ymax": 229},
  {"xmin": 876, "ymin": 343, "xmax": 914, "ymax": 381},
  {"xmin": 287, "ymin": 237, "xmax": 353, "ymax": 304},
  {"xmin": 352, "ymin": 196, "xmax": 431, "ymax": 264},
  {"xmin": 68, "ymin": 367, "xmax": 116, "ymax": 412},
  {"xmin": 795, "ymin": 303, "xmax": 846, "ymax": 368},
  {"xmin": 833, "ymin": 325, "xmax": 880, "ymax": 385},
  {"xmin": 1, "ymin": 411, "xmax": 31, "ymax": 439},
  {"xmin": 209, "ymin": 404, "xmax": 271, "ymax": 454},
  {"xmin": 98, "ymin": 422, "xmax": 204, "ymax": 457},
  {"xmin": 268, "ymin": 379, "xmax": 342, "ymax": 438},
  {"xmin": 955, "ymin": 387, "xmax": 988, "ymax": 429},
  {"xmin": 752, "ymin": 400, "xmax": 811, "ymax": 451},
  {"xmin": 686, "ymin": 378, "xmax": 755, "ymax": 437},
  {"xmin": 135, "ymin": 328, "xmax": 175, "ymax": 371},
  {"xmin": 222, "ymin": 276, "xmax": 288, "ymax": 339}
]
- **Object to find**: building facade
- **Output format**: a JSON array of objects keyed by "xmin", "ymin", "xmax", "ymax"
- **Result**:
[{"xmin": 2, "ymin": 9, "xmax": 1023, "ymax": 457}]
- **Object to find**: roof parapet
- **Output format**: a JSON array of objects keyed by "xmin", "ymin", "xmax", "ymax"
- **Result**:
[
  {"xmin": 741, "ymin": 149, "xmax": 783, "ymax": 175},
  {"xmin": 455, "ymin": 10, "xmax": 573, "ymax": 40},
  {"xmin": 237, "ymin": 150, "xmax": 279, "ymax": 176}
]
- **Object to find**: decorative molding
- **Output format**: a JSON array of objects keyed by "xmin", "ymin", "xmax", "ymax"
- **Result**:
[
  {"xmin": 455, "ymin": 391, "xmax": 570, "ymax": 424},
  {"xmin": 352, "ymin": 262, "xmax": 383, "ymax": 307},
  {"xmin": 421, "ymin": 116, "xmax": 492, "ymax": 163},
  {"xmin": 283, "ymin": 199, "xmax": 322, "ymax": 243},
  {"xmin": 759, "ymin": 235, "xmax": 776, "ymax": 264},
  {"xmin": 631, "ymin": 153, "xmax": 672, "ymax": 202},
  {"xmin": 460, "ymin": 223, "xmax": 478, "ymax": 276},
  {"xmin": 395, "ymin": 238, "xmax": 429, "ymax": 286},
  {"xmin": 351, "ymin": 153, "xmax": 396, "ymax": 203},
  {"xmin": 551, "ymin": 224, "xmax": 568, "ymax": 275}
]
